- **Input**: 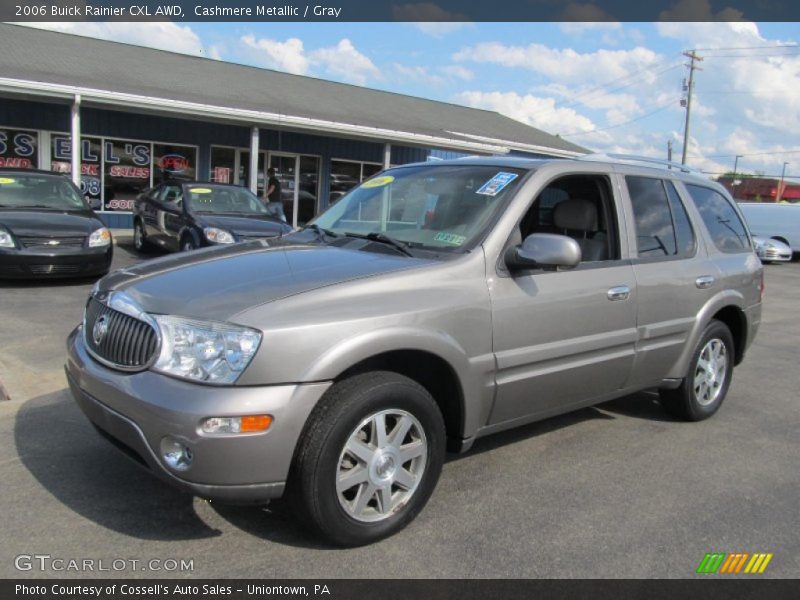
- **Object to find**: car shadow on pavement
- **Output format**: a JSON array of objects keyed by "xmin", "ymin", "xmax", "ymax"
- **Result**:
[
  {"xmin": 14, "ymin": 389, "xmax": 222, "ymax": 541},
  {"xmin": 209, "ymin": 502, "xmax": 331, "ymax": 550},
  {"xmin": 598, "ymin": 390, "xmax": 678, "ymax": 423}
]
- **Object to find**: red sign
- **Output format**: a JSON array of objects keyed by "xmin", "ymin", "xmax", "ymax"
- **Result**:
[
  {"xmin": 0, "ymin": 157, "xmax": 33, "ymax": 168},
  {"xmin": 214, "ymin": 167, "xmax": 231, "ymax": 184},
  {"xmin": 109, "ymin": 165, "xmax": 150, "ymax": 178},
  {"xmin": 159, "ymin": 154, "xmax": 190, "ymax": 172}
]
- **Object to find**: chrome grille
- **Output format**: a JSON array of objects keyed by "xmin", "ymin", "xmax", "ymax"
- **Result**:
[
  {"xmin": 84, "ymin": 297, "xmax": 158, "ymax": 370},
  {"xmin": 19, "ymin": 235, "xmax": 86, "ymax": 248}
]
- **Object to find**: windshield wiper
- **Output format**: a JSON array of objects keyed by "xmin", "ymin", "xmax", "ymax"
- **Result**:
[
  {"xmin": 343, "ymin": 231, "xmax": 414, "ymax": 257},
  {"xmin": 303, "ymin": 224, "xmax": 340, "ymax": 241}
]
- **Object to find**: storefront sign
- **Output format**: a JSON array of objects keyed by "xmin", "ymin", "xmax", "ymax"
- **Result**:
[{"xmin": 0, "ymin": 128, "xmax": 37, "ymax": 168}]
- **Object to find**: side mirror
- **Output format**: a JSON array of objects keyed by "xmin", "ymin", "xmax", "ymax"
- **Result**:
[{"xmin": 505, "ymin": 233, "xmax": 581, "ymax": 271}]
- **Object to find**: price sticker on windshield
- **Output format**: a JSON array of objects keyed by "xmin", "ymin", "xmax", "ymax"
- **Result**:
[
  {"xmin": 476, "ymin": 172, "xmax": 518, "ymax": 196},
  {"xmin": 0, "ymin": 177, "xmax": 15, "ymax": 184},
  {"xmin": 189, "ymin": 187, "xmax": 212, "ymax": 194},
  {"xmin": 361, "ymin": 175, "xmax": 394, "ymax": 189}
]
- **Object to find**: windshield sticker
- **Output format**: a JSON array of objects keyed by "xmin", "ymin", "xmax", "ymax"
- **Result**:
[
  {"xmin": 434, "ymin": 232, "xmax": 467, "ymax": 246},
  {"xmin": 361, "ymin": 175, "xmax": 394, "ymax": 189},
  {"xmin": 189, "ymin": 187, "xmax": 212, "ymax": 194},
  {"xmin": 476, "ymin": 172, "xmax": 518, "ymax": 196},
  {"xmin": 0, "ymin": 177, "xmax": 15, "ymax": 184}
]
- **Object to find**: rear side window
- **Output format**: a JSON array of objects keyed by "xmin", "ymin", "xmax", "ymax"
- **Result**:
[
  {"xmin": 685, "ymin": 184, "xmax": 751, "ymax": 253},
  {"xmin": 626, "ymin": 176, "xmax": 695, "ymax": 259}
]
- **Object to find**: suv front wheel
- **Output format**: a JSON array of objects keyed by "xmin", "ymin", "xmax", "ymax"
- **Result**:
[
  {"xmin": 290, "ymin": 371, "xmax": 446, "ymax": 546},
  {"xmin": 659, "ymin": 319, "xmax": 734, "ymax": 421}
]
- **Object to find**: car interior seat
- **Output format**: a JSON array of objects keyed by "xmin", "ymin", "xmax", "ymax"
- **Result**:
[{"xmin": 552, "ymin": 198, "xmax": 608, "ymax": 262}]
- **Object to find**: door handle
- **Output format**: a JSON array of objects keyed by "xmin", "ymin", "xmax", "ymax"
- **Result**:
[
  {"xmin": 607, "ymin": 285, "xmax": 631, "ymax": 301},
  {"xmin": 696, "ymin": 275, "xmax": 715, "ymax": 289}
]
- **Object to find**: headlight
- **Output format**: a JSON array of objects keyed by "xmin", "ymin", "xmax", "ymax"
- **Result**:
[
  {"xmin": 204, "ymin": 227, "xmax": 235, "ymax": 244},
  {"xmin": 0, "ymin": 228, "xmax": 14, "ymax": 248},
  {"xmin": 88, "ymin": 227, "xmax": 112, "ymax": 247},
  {"xmin": 152, "ymin": 315, "xmax": 261, "ymax": 384}
]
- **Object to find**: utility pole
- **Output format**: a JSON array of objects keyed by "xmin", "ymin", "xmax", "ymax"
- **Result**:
[
  {"xmin": 776, "ymin": 161, "xmax": 789, "ymax": 203},
  {"xmin": 681, "ymin": 50, "xmax": 703, "ymax": 165},
  {"xmin": 733, "ymin": 154, "xmax": 742, "ymax": 179}
]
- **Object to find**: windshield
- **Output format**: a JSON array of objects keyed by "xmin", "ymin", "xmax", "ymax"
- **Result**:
[
  {"xmin": 311, "ymin": 165, "xmax": 527, "ymax": 252},
  {"xmin": 0, "ymin": 173, "xmax": 86, "ymax": 210},
  {"xmin": 185, "ymin": 185, "xmax": 268, "ymax": 215}
]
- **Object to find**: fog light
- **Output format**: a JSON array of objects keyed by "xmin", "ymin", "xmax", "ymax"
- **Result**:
[
  {"xmin": 160, "ymin": 437, "xmax": 193, "ymax": 471},
  {"xmin": 201, "ymin": 415, "xmax": 272, "ymax": 434}
]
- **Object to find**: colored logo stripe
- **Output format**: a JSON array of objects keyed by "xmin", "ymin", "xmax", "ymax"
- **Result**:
[{"xmin": 696, "ymin": 552, "xmax": 773, "ymax": 574}]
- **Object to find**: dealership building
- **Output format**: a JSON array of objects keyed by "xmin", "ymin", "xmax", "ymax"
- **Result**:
[{"xmin": 0, "ymin": 23, "xmax": 586, "ymax": 228}]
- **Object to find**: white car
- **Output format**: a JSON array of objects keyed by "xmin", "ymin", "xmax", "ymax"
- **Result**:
[
  {"xmin": 739, "ymin": 202, "xmax": 799, "ymax": 259},
  {"xmin": 753, "ymin": 236, "xmax": 792, "ymax": 263}
]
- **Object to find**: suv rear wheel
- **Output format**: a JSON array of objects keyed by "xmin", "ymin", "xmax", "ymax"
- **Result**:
[
  {"xmin": 289, "ymin": 371, "xmax": 445, "ymax": 547},
  {"xmin": 659, "ymin": 319, "xmax": 734, "ymax": 421}
]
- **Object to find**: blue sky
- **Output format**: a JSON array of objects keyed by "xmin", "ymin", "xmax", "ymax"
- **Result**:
[{"xmin": 23, "ymin": 20, "xmax": 800, "ymax": 180}]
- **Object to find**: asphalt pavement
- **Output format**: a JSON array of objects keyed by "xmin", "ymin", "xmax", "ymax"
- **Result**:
[{"xmin": 0, "ymin": 241, "xmax": 798, "ymax": 578}]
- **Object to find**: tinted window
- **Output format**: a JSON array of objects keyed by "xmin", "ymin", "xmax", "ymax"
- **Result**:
[
  {"xmin": 685, "ymin": 184, "xmax": 751, "ymax": 253},
  {"xmin": 665, "ymin": 181, "xmax": 696, "ymax": 256},
  {"xmin": 0, "ymin": 173, "xmax": 86, "ymax": 210},
  {"xmin": 626, "ymin": 176, "xmax": 678, "ymax": 258}
]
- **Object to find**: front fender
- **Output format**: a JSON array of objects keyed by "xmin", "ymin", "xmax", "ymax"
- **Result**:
[{"xmin": 299, "ymin": 327, "xmax": 494, "ymax": 441}]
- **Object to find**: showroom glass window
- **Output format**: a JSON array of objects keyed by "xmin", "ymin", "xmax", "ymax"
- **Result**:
[
  {"xmin": 103, "ymin": 139, "xmax": 151, "ymax": 211},
  {"xmin": 685, "ymin": 184, "xmax": 751, "ymax": 253},
  {"xmin": 50, "ymin": 134, "xmax": 103, "ymax": 209},
  {"xmin": 626, "ymin": 176, "xmax": 696, "ymax": 260},
  {"xmin": 210, "ymin": 147, "xmax": 236, "ymax": 184},
  {"xmin": 0, "ymin": 128, "xmax": 37, "ymax": 169},
  {"xmin": 329, "ymin": 160, "xmax": 382, "ymax": 205},
  {"xmin": 154, "ymin": 144, "xmax": 197, "ymax": 185}
]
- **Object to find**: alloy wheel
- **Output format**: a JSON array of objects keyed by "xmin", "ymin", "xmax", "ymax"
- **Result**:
[
  {"xmin": 693, "ymin": 338, "xmax": 727, "ymax": 406},
  {"xmin": 336, "ymin": 409, "xmax": 427, "ymax": 523}
]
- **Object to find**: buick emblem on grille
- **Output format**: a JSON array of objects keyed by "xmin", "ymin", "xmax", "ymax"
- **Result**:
[{"xmin": 92, "ymin": 314, "xmax": 109, "ymax": 345}]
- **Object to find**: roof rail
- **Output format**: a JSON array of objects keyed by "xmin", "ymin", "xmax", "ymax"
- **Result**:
[{"xmin": 576, "ymin": 153, "xmax": 707, "ymax": 176}]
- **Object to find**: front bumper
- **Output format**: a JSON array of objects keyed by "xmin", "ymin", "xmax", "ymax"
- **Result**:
[
  {"xmin": 65, "ymin": 326, "xmax": 331, "ymax": 504},
  {"xmin": 0, "ymin": 246, "xmax": 112, "ymax": 278}
]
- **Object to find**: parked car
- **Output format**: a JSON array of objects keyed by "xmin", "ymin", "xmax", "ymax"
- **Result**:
[
  {"xmin": 738, "ymin": 202, "xmax": 800, "ymax": 260},
  {"xmin": 67, "ymin": 156, "xmax": 762, "ymax": 546},
  {"xmin": 0, "ymin": 169, "xmax": 112, "ymax": 278},
  {"xmin": 132, "ymin": 181, "xmax": 292, "ymax": 253},
  {"xmin": 753, "ymin": 235, "xmax": 792, "ymax": 263}
]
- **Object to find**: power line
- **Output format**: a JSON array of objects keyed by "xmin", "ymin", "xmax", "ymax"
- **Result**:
[
  {"xmin": 690, "ymin": 149, "xmax": 800, "ymax": 159},
  {"xmin": 694, "ymin": 43, "xmax": 800, "ymax": 51},
  {"xmin": 562, "ymin": 98, "xmax": 680, "ymax": 137},
  {"xmin": 527, "ymin": 60, "xmax": 682, "ymax": 119}
]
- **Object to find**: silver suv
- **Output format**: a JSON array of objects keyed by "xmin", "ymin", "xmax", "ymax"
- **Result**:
[{"xmin": 66, "ymin": 156, "xmax": 763, "ymax": 546}]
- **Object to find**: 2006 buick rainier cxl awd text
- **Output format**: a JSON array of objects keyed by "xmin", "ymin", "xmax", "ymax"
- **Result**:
[{"xmin": 67, "ymin": 155, "xmax": 762, "ymax": 546}]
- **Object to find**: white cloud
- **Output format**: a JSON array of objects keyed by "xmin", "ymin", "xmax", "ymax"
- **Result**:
[
  {"xmin": 207, "ymin": 44, "xmax": 225, "ymax": 61},
  {"xmin": 393, "ymin": 63, "xmax": 445, "ymax": 86},
  {"xmin": 440, "ymin": 65, "xmax": 474, "ymax": 81},
  {"xmin": 310, "ymin": 39, "xmax": 380, "ymax": 85},
  {"xmin": 453, "ymin": 42, "xmax": 662, "ymax": 85},
  {"xmin": 455, "ymin": 90, "xmax": 598, "ymax": 139},
  {"xmin": 19, "ymin": 22, "xmax": 204, "ymax": 55},
  {"xmin": 241, "ymin": 34, "xmax": 310, "ymax": 75}
]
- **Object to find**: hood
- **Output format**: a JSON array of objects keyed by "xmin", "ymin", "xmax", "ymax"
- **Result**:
[
  {"xmin": 0, "ymin": 209, "xmax": 101, "ymax": 237},
  {"xmin": 99, "ymin": 240, "xmax": 427, "ymax": 322},
  {"xmin": 194, "ymin": 213, "xmax": 290, "ymax": 237}
]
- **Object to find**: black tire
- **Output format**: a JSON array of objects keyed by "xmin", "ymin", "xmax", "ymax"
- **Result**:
[
  {"xmin": 289, "ymin": 371, "xmax": 446, "ymax": 547},
  {"xmin": 181, "ymin": 234, "xmax": 198, "ymax": 252},
  {"xmin": 133, "ymin": 219, "xmax": 151, "ymax": 253},
  {"xmin": 659, "ymin": 319, "xmax": 734, "ymax": 421}
]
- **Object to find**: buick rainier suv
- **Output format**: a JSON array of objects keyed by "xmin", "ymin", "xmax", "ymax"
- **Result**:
[{"xmin": 67, "ymin": 156, "xmax": 762, "ymax": 546}]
